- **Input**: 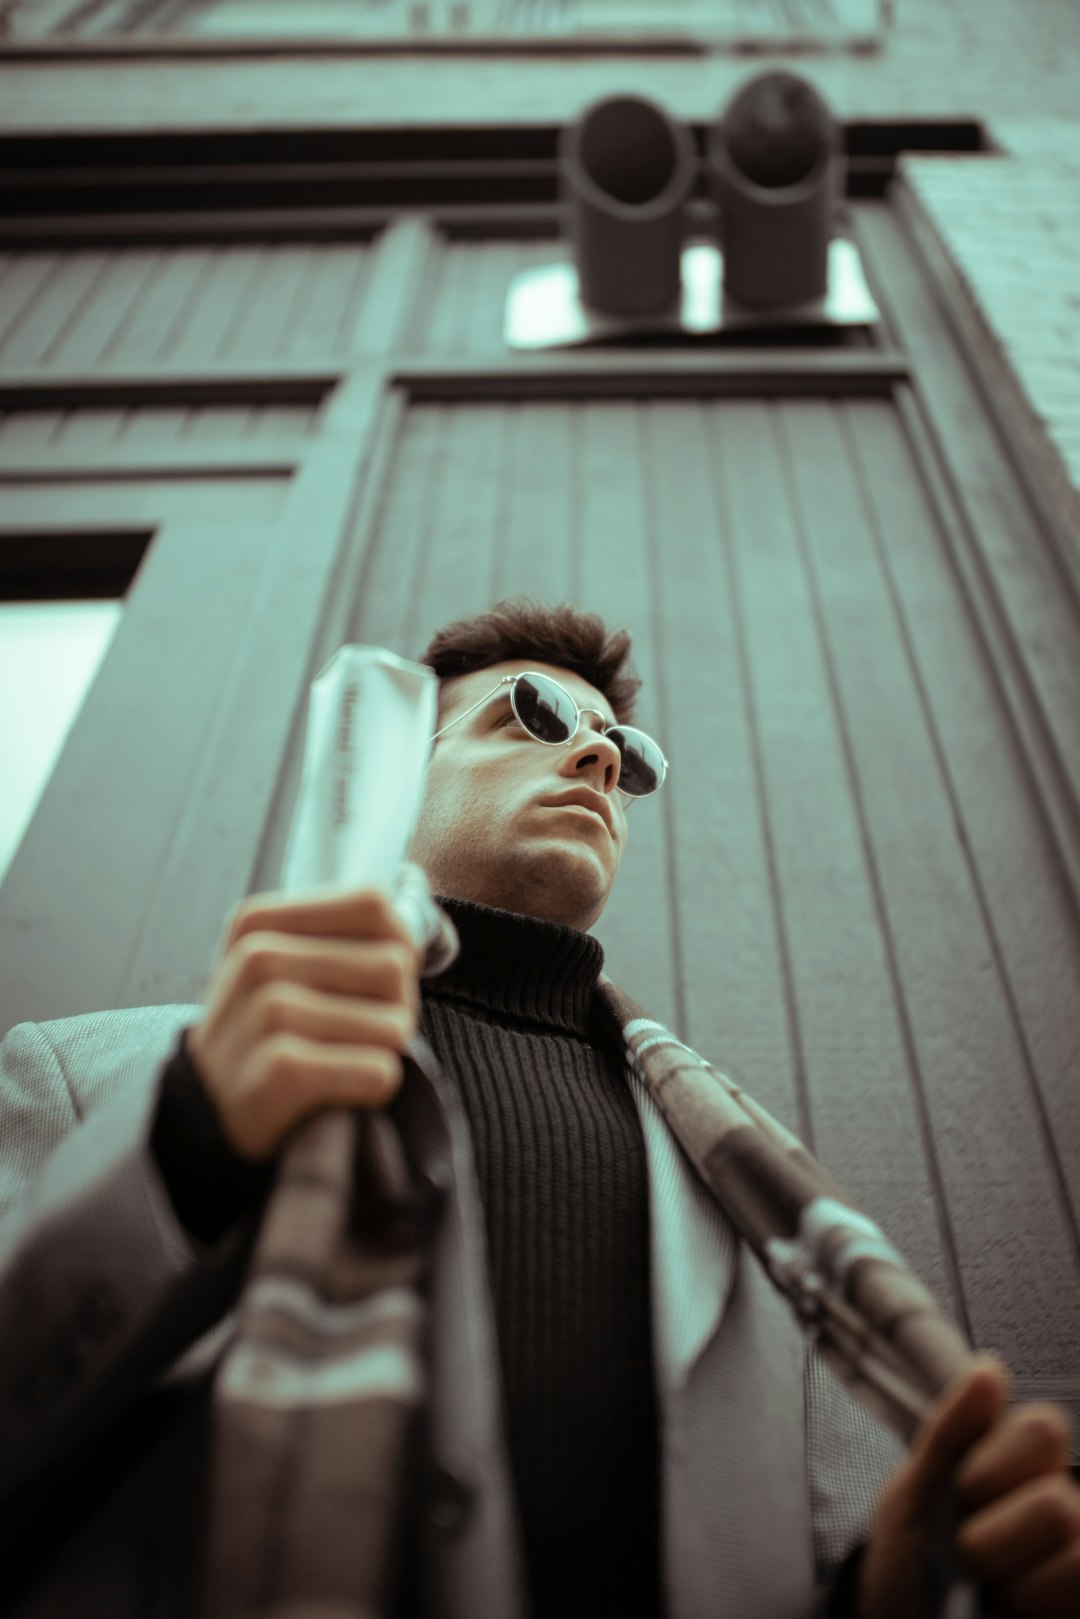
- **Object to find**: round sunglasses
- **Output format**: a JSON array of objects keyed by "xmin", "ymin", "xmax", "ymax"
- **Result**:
[{"xmin": 431, "ymin": 670, "xmax": 668, "ymax": 799}]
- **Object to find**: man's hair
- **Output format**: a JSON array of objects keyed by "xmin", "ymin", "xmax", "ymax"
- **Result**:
[{"xmin": 419, "ymin": 597, "xmax": 641, "ymax": 729}]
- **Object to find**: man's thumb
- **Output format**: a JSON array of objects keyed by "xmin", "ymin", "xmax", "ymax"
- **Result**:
[{"xmin": 898, "ymin": 1354, "xmax": 1010, "ymax": 1518}]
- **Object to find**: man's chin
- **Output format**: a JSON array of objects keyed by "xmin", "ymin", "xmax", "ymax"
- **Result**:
[
  {"xmin": 515, "ymin": 836, "xmax": 614, "ymax": 928},
  {"xmin": 430, "ymin": 828, "xmax": 615, "ymax": 932}
]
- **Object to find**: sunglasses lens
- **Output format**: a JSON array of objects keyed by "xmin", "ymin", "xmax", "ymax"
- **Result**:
[
  {"xmin": 607, "ymin": 727, "xmax": 665, "ymax": 797},
  {"xmin": 514, "ymin": 673, "xmax": 576, "ymax": 743},
  {"xmin": 511, "ymin": 677, "xmax": 666, "ymax": 796}
]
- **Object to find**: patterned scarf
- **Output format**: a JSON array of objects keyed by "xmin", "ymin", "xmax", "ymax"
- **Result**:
[{"xmin": 202, "ymin": 977, "xmax": 978, "ymax": 1619}]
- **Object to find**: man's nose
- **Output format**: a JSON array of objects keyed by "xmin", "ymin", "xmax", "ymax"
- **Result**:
[{"xmin": 560, "ymin": 727, "xmax": 622, "ymax": 794}]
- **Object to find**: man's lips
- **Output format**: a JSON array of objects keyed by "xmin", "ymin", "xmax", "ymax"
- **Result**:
[{"xmin": 542, "ymin": 789, "xmax": 615, "ymax": 838}]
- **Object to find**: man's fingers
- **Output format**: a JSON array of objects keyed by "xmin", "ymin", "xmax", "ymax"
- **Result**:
[
  {"xmin": 229, "ymin": 1036, "xmax": 406, "ymax": 1159},
  {"xmin": 899, "ymin": 1355, "xmax": 1011, "ymax": 1517},
  {"xmin": 955, "ymin": 1402, "xmax": 1074, "ymax": 1515},
  {"xmin": 227, "ymin": 886, "xmax": 415, "ymax": 953},
  {"xmin": 861, "ymin": 1361, "xmax": 1080, "ymax": 1619},
  {"xmin": 192, "ymin": 885, "xmax": 425, "ymax": 1161},
  {"xmin": 280, "ymin": 1035, "xmax": 405, "ymax": 1108},
  {"xmin": 230, "ymin": 935, "xmax": 420, "ymax": 1012},
  {"xmin": 996, "ymin": 1536, "xmax": 1080, "ymax": 1618},
  {"xmin": 955, "ymin": 1472, "xmax": 1080, "ymax": 1583},
  {"xmin": 245, "ymin": 980, "xmax": 417, "ymax": 1049}
]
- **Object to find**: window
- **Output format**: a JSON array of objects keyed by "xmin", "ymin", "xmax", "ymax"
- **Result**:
[{"xmin": 0, "ymin": 600, "xmax": 121, "ymax": 887}]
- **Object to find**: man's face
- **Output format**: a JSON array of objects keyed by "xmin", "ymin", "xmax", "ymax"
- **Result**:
[{"xmin": 407, "ymin": 659, "xmax": 629, "ymax": 932}]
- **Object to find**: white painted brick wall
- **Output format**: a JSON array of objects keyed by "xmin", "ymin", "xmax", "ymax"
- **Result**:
[{"xmin": 900, "ymin": 124, "xmax": 1080, "ymax": 541}]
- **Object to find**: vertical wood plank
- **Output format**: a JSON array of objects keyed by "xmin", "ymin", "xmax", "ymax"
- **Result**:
[
  {"xmin": 0, "ymin": 255, "xmax": 61, "ymax": 354},
  {"xmin": 118, "ymin": 407, "xmax": 191, "ymax": 446},
  {"xmin": 51, "ymin": 407, "xmax": 128, "ymax": 452},
  {"xmin": 244, "ymin": 404, "xmax": 317, "ymax": 439},
  {"xmin": 125, "ymin": 248, "xmax": 215, "ymax": 366},
  {"xmin": 0, "ymin": 411, "xmax": 64, "ymax": 449},
  {"xmin": 579, "ymin": 401, "xmax": 677, "ymax": 1029},
  {"xmin": 646, "ymin": 399, "xmax": 800, "ymax": 1127},
  {"xmin": 279, "ymin": 244, "xmax": 369, "ymax": 358},
  {"xmin": 781, "ymin": 396, "xmax": 1080, "ymax": 1363},
  {"xmin": 465, "ymin": 240, "xmax": 523, "ymax": 355},
  {"xmin": 164, "ymin": 245, "xmax": 263, "ymax": 365},
  {"xmin": 407, "ymin": 402, "xmax": 509, "ymax": 637},
  {"xmin": 493, "ymin": 402, "xmax": 574, "ymax": 602},
  {"xmin": 351, "ymin": 403, "xmax": 449, "ymax": 652},
  {"xmin": 51, "ymin": 249, "xmax": 160, "ymax": 370},
  {"xmin": 219, "ymin": 245, "xmax": 313, "ymax": 363},
  {"xmin": 182, "ymin": 406, "xmax": 253, "ymax": 440},
  {"xmin": 421, "ymin": 238, "xmax": 468, "ymax": 355},
  {"xmin": 715, "ymin": 398, "xmax": 960, "ymax": 1307},
  {"xmin": 0, "ymin": 252, "xmax": 110, "ymax": 369}
]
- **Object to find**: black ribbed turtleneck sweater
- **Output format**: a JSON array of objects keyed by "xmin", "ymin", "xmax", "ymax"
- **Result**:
[{"xmin": 422, "ymin": 897, "xmax": 661, "ymax": 1619}]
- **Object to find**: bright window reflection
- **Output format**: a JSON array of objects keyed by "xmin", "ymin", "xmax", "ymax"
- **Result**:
[{"xmin": 0, "ymin": 601, "xmax": 122, "ymax": 889}]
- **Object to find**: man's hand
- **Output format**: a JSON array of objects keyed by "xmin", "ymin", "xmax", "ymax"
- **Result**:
[
  {"xmin": 859, "ymin": 1354, "xmax": 1080, "ymax": 1617},
  {"xmin": 186, "ymin": 887, "xmax": 421, "ymax": 1162}
]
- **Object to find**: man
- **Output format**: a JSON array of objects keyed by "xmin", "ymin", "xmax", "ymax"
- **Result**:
[{"xmin": 1, "ymin": 598, "xmax": 1078, "ymax": 1619}]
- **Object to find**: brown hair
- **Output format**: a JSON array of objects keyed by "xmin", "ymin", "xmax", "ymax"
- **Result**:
[{"xmin": 418, "ymin": 597, "xmax": 641, "ymax": 729}]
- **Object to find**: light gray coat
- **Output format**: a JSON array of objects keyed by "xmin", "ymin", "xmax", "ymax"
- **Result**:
[{"xmin": 0, "ymin": 1003, "xmax": 906, "ymax": 1618}]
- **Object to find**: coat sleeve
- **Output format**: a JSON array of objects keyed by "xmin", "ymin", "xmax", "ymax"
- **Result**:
[
  {"xmin": 0, "ymin": 1009, "xmax": 256, "ymax": 1501},
  {"xmin": 806, "ymin": 1351, "xmax": 992, "ymax": 1619},
  {"xmin": 805, "ymin": 1343, "xmax": 908, "ymax": 1590},
  {"xmin": 813, "ymin": 1542, "xmax": 867, "ymax": 1618}
]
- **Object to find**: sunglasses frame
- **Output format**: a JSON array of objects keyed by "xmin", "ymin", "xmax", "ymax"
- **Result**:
[{"xmin": 430, "ymin": 671, "xmax": 668, "ymax": 800}]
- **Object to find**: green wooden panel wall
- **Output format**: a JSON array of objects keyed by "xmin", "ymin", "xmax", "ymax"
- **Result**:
[
  {"xmin": 0, "ymin": 242, "xmax": 374, "ymax": 370},
  {"xmin": 343, "ymin": 388, "xmax": 1080, "ymax": 1388},
  {"xmin": 0, "ymin": 208, "xmax": 1077, "ymax": 1440}
]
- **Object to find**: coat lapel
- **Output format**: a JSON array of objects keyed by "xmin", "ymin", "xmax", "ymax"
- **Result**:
[
  {"xmin": 610, "ymin": 1007, "xmax": 818, "ymax": 1619},
  {"xmin": 618, "ymin": 1018, "xmax": 740, "ymax": 1393}
]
